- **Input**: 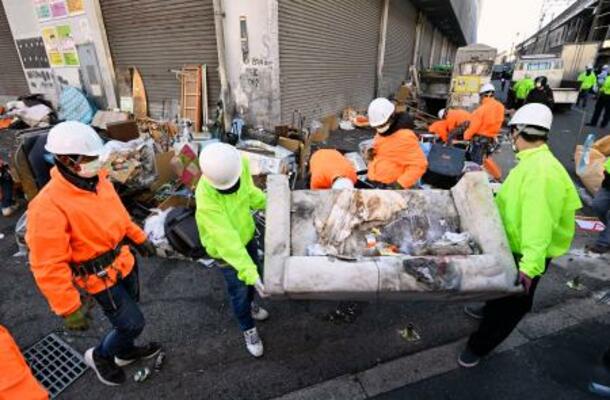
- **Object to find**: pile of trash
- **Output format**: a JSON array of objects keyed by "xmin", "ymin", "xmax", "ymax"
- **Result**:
[{"xmin": 102, "ymin": 138, "xmax": 157, "ymax": 189}]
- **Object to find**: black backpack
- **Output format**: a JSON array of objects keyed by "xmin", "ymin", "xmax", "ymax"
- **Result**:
[{"xmin": 164, "ymin": 207, "xmax": 207, "ymax": 259}]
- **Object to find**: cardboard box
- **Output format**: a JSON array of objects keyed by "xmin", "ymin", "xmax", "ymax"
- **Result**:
[
  {"xmin": 395, "ymin": 84, "xmax": 413, "ymax": 103},
  {"xmin": 158, "ymin": 195, "xmax": 194, "ymax": 210}
]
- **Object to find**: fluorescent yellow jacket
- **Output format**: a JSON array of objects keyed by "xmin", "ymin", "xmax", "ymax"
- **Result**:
[
  {"xmin": 578, "ymin": 71, "xmax": 597, "ymax": 90},
  {"xmin": 195, "ymin": 158, "xmax": 266, "ymax": 284},
  {"xmin": 601, "ymin": 76, "xmax": 610, "ymax": 95},
  {"xmin": 513, "ymin": 78, "xmax": 535, "ymax": 100},
  {"xmin": 495, "ymin": 145, "xmax": 582, "ymax": 278},
  {"xmin": 606, "ymin": 157, "xmax": 610, "ymax": 173}
]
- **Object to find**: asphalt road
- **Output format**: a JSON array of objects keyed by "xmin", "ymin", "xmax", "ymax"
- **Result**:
[
  {"xmin": 0, "ymin": 91, "xmax": 609, "ymax": 399},
  {"xmin": 375, "ymin": 318, "xmax": 610, "ymax": 400}
]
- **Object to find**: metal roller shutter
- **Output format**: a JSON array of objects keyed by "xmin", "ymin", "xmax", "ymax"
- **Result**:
[
  {"xmin": 419, "ymin": 18, "xmax": 434, "ymax": 69},
  {"xmin": 99, "ymin": 0, "xmax": 220, "ymax": 119},
  {"xmin": 279, "ymin": 0, "xmax": 382, "ymax": 123},
  {"xmin": 380, "ymin": 0, "xmax": 417, "ymax": 97},
  {"xmin": 0, "ymin": 2, "xmax": 28, "ymax": 97},
  {"xmin": 432, "ymin": 29, "xmax": 442, "ymax": 65}
]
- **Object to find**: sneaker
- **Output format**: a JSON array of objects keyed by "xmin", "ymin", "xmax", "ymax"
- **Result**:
[
  {"xmin": 458, "ymin": 347, "xmax": 481, "ymax": 368},
  {"xmin": 243, "ymin": 327, "xmax": 264, "ymax": 358},
  {"xmin": 1, "ymin": 204, "xmax": 19, "ymax": 217},
  {"xmin": 587, "ymin": 243, "xmax": 610, "ymax": 254},
  {"xmin": 464, "ymin": 305, "xmax": 484, "ymax": 320},
  {"xmin": 590, "ymin": 381, "xmax": 610, "ymax": 397},
  {"xmin": 84, "ymin": 348, "xmax": 126, "ymax": 386},
  {"xmin": 115, "ymin": 342, "xmax": 162, "ymax": 367},
  {"xmin": 251, "ymin": 302, "xmax": 269, "ymax": 321}
]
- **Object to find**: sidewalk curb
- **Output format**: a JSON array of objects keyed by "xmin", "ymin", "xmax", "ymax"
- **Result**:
[{"xmin": 273, "ymin": 297, "xmax": 609, "ymax": 400}]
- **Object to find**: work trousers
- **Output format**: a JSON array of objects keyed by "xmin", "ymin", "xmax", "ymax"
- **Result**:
[
  {"xmin": 591, "ymin": 94, "xmax": 610, "ymax": 127},
  {"xmin": 592, "ymin": 187, "xmax": 610, "ymax": 247},
  {"xmin": 0, "ymin": 170, "xmax": 14, "ymax": 208},
  {"xmin": 218, "ymin": 240, "xmax": 260, "ymax": 332},
  {"xmin": 467, "ymin": 256, "xmax": 551, "ymax": 357},
  {"xmin": 579, "ymin": 89, "xmax": 591, "ymax": 108},
  {"xmin": 93, "ymin": 264, "xmax": 145, "ymax": 360}
]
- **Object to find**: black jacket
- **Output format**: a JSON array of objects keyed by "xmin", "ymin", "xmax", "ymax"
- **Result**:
[
  {"xmin": 526, "ymin": 86, "xmax": 555, "ymax": 108},
  {"xmin": 603, "ymin": 170, "xmax": 610, "ymax": 190}
]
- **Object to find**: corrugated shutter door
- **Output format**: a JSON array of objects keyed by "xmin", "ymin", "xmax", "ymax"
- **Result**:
[
  {"xmin": 380, "ymin": 0, "xmax": 417, "ymax": 97},
  {"xmin": 279, "ymin": 0, "xmax": 382, "ymax": 123},
  {"xmin": 419, "ymin": 19, "xmax": 433, "ymax": 68},
  {"xmin": 99, "ymin": 0, "xmax": 220, "ymax": 119},
  {"xmin": 0, "ymin": 3, "xmax": 28, "ymax": 97}
]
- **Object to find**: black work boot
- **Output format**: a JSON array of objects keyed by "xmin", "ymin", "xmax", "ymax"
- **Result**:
[
  {"xmin": 84, "ymin": 348, "xmax": 126, "ymax": 386},
  {"xmin": 463, "ymin": 305, "xmax": 485, "ymax": 320},
  {"xmin": 115, "ymin": 342, "xmax": 162, "ymax": 367}
]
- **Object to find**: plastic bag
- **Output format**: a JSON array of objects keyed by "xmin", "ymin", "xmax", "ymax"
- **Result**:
[{"xmin": 14, "ymin": 212, "xmax": 27, "ymax": 257}]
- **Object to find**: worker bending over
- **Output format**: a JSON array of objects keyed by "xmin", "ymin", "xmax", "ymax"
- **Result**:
[
  {"xmin": 309, "ymin": 149, "xmax": 357, "ymax": 190},
  {"xmin": 459, "ymin": 104, "xmax": 581, "ymax": 368},
  {"xmin": 366, "ymin": 98, "xmax": 428, "ymax": 189},
  {"xmin": 511, "ymin": 74, "xmax": 534, "ymax": 109},
  {"xmin": 0, "ymin": 325, "xmax": 48, "ymax": 399},
  {"xmin": 195, "ymin": 143, "xmax": 269, "ymax": 358},
  {"xmin": 26, "ymin": 122, "xmax": 160, "ymax": 386},
  {"xmin": 428, "ymin": 108, "xmax": 471, "ymax": 142},
  {"xmin": 464, "ymin": 83, "xmax": 506, "ymax": 164}
]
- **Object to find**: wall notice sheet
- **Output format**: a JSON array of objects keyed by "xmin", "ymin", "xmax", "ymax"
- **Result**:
[{"xmin": 41, "ymin": 24, "xmax": 80, "ymax": 67}]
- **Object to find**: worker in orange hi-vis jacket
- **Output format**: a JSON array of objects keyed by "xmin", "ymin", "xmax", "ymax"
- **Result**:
[
  {"xmin": 309, "ymin": 149, "xmax": 357, "ymax": 190},
  {"xmin": 0, "ymin": 325, "xmax": 49, "ymax": 400},
  {"xmin": 366, "ymin": 98, "xmax": 428, "ymax": 189},
  {"xmin": 464, "ymin": 83, "xmax": 506, "ymax": 141},
  {"xmin": 428, "ymin": 108, "xmax": 472, "ymax": 142}
]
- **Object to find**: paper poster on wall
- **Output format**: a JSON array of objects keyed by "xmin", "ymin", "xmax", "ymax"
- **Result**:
[
  {"xmin": 66, "ymin": 0, "xmax": 85, "ymax": 15},
  {"xmin": 48, "ymin": 52, "xmax": 64, "ymax": 67},
  {"xmin": 16, "ymin": 37, "xmax": 51, "ymax": 69},
  {"xmin": 50, "ymin": 0, "xmax": 68, "ymax": 18},
  {"xmin": 34, "ymin": 0, "xmax": 52, "ymax": 21},
  {"xmin": 56, "ymin": 24, "xmax": 80, "ymax": 66},
  {"xmin": 42, "ymin": 26, "xmax": 59, "ymax": 51}
]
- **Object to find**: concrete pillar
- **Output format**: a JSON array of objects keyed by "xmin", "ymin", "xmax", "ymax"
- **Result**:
[
  {"xmin": 375, "ymin": 0, "xmax": 390, "ymax": 97},
  {"xmin": 218, "ymin": 0, "xmax": 281, "ymax": 129}
]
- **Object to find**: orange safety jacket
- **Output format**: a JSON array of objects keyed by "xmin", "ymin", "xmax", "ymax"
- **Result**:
[
  {"xmin": 428, "ymin": 109, "xmax": 471, "ymax": 142},
  {"xmin": 26, "ymin": 168, "xmax": 147, "ymax": 317},
  {"xmin": 368, "ymin": 129, "xmax": 428, "ymax": 188},
  {"xmin": 310, "ymin": 149, "xmax": 357, "ymax": 189},
  {"xmin": 0, "ymin": 325, "xmax": 48, "ymax": 400},
  {"xmin": 464, "ymin": 97, "xmax": 505, "ymax": 140}
]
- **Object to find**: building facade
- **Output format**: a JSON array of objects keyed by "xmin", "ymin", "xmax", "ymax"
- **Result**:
[{"xmin": 0, "ymin": 0, "xmax": 477, "ymax": 127}]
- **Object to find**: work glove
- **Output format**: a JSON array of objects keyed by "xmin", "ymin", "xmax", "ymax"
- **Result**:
[
  {"xmin": 518, "ymin": 271, "xmax": 533, "ymax": 295},
  {"xmin": 63, "ymin": 307, "xmax": 90, "ymax": 331},
  {"xmin": 134, "ymin": 240, "xmax": 156, "ymax": 257},
  {"xmin": 254, "ymin": 278, "xmax": 269, "ymax": 299}
]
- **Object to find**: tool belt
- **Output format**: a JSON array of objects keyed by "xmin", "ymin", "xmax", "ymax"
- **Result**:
[{"xmin": 71, "ymin": 240, "xmax": 127, "ymax": 278}]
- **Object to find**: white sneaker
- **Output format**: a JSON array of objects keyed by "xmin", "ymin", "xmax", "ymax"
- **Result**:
[
  {"xmin": 243, "ymin": 327, "xmax": 264, "ymax": 358},
  {"xmin": 2, "ymin": 205, "xmax": 18, "ymax": 217},
  {"xmin": 251, "ymin": 302, "xmax": 269, "ymax": 321}
]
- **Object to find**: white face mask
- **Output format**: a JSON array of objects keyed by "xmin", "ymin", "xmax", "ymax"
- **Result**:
[
  {"xmin": 376, "ymin": 122, "xmax": 391, "ymax": 134},
  {"xmin": 77, "ymin": 159, "xmax": 102, "ymax": 178}
]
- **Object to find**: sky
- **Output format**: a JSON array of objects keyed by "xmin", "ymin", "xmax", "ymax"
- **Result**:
[{"xmin": 477, "ymin": 0, "xmax": 575, "ymax": 53}]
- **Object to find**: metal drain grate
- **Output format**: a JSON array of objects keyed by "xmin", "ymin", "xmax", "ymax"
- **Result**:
[{"xmin": 23, "ymin": 333, "xmax": 89, "ymax": 398}]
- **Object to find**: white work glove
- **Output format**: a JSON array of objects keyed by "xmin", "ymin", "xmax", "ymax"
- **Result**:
[{"xmin": 254, "ymin": 278, "xmax": 269, "ymax": 298}]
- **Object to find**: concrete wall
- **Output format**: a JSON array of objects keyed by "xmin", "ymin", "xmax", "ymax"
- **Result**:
[
  {"xmin": 221, "ymin": 0, "xmax": 281, "ymax": 128},
  {"xmin": 1, "ymin": 0, "xmax": 116, "ymax": 108},
  {"xmin": 450, "ymin": 0, "xmax": 478, "ymax": 44}
]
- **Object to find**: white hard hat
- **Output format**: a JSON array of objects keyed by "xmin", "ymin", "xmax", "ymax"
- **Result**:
[
  {"xmin": 508, "ymin": 103, "xmax": 553, "ymax": 131},
  {"xmin": 438, "ymin": 108, "xmax": 446, "ymax": 119},
  {"xmin": 368, "ymin": 98, "xmax": 395, "ymax": 128},
  {"xmin": 45, "ymin": 121, "xmax": 104, "ymax": 156},
  {"xmin": 479, "ymin": 83, "xmax": 496, "ymax": 94},
  {"xmin": 604, "ymin": 65, "xmax": 609, "ymax": 70},
  {"xmin": 199, "ymin": 142, "xmax": 242, "ymax": 190},
  {"xmin": 587, "ymin": 64, "xmax": 594, "ymax": 69},
  {"xmin": 332, "ymin": 177, "xmax": 354, "ymax": 190}
]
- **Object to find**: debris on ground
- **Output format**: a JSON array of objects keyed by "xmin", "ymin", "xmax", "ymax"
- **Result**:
[
  {"xmin": 398, "ymin": 323, "xmax": 421, "ymax": 342},
  {"xmin": 323, "ymin": 302, "xmax": 363, "ymax": 324},
  {"xmin": 413, "ymin": 231, "xmax": 479, "ymax": 256},
  {"xmin": 594, "ymin": 289, "xmax": 610, "ymax": 305},
  {"xmin": 134, "ymin": 367, "xmax": 151, "ymax": 383},
  {"xmin": 402, "ymin": 258, "xmax": 461, "ymax": 290},
  {"xmin": 154, "ymin": 352, "xmax": 166, "ymax": 372},
  {"xmin": 566, "ymin": 276, "xmax": 586, "ymax": 291}
]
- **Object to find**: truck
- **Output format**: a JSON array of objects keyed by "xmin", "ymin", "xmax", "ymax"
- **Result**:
[{"xmin": 511, "ymin": 42, "xmax": 600, "ymax": 108}]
